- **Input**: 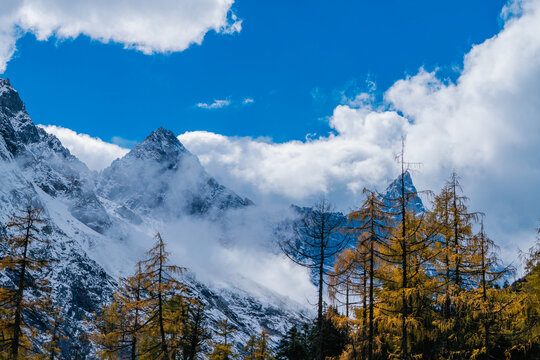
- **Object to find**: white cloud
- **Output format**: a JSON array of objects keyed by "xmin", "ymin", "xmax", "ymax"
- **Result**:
[
  {"xmin": 178, "ymin": 107, "xmax": 408, "ymax": 200},
  {"xmin": 39, "ymin": 125, "xmax": 128, "ymax": 171},
  {"xmin": 0, "ymin": 0, "xmax": 241, "ymax": 72},
  {"xmin": 196, "ymin": 99, "xmax": 231, "ymax": 109},
  {"xmin": 196, "ymin": 97, "xmax": 254, "ymax": 109},
  {"xmin": 178, "ymin": 0, "xmax": 540, "ymax": 264}
]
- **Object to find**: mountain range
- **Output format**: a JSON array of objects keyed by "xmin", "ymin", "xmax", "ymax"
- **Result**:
[{"xmin": 0, "ymin": 78, "xmax": 423, "ymax": 358}]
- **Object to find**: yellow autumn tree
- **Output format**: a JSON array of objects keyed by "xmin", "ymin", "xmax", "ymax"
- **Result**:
[
  {"xmin": 329, "ymin": 189, "xmax": 390, "ymax": 360},
  {"xmin": 375, "ymin": 163, "xmax": 439, "ymax": 359},
  {"xmin": 94, "ymin": 263, "xmax": 147, "ymax": 360},
  {"xmin": 428, "ymin": 173, "xmax": 483, "ymax": 359},
  {"xmin": 243, "ymin": 330, "xmax": 274, "ymax": 360},
  {"xmin": 505, "ymin": 229, "xmax": 539, "ymax": 358},
  {"xmin": 209, "ymin": 318, "xmax": 236, "ymax": 360},
  {"xmin": 0, "ymin": 206, "xmax": 53, "ymax": 360},
  {"xmin": 135, "ymin": 233, "xmax": 187, "ymax": 360},
  {"xmin": 94, "ymin": 232, "xmax": 190, "ymax": 360}
]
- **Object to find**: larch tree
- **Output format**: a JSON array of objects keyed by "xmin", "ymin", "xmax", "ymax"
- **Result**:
[
  {"xmin": 0, "ymin": 205, "xmax": 52, "ymax": 360},
  {"xmin": 280, "ymin": 199, "xmax": 348, "ymax": 360},
  {"xmin": 504, "ymin": 228, "xmax": 539, "ymax": 358},
  {"xmin": 94, "ymin": 263, "xmax": 147, "ymax": 360},
  {"xmin": 466, "ymin": 221, "xmax": 516, "ymax": 360},
  {"xmin": 137, "ymin": 233, "xmax": 186, "ymax": 360},
  {"xmin": 209, "ymin": 318, "xmax": 236, "ymax": 360},
  {"xmin": 429, "ymin": 172, "xmax": 482, "ymax": 358},
  {"xmin": 95, "ymin": 233, "xmax": 189, "ymax": 360},
  {"xmin": 243, "ymin": 330, "xmax": 273, "ymax": 360},
  {"xmin": 42, "ymin": 307, "xmax": 65, "ymax": 360},
  {"xmin": 336, "ymin": 189, "xmax": 391, "ymax": 360},
  {"xmin": 375, "ymin": 149, "xmax": 438, "ymax": 360}
]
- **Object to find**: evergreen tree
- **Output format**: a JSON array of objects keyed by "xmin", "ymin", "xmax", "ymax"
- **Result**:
[
  {"xmin": 179, "ymin": 299, "xmax": 209, "ymax": 360},
  {"xmin": 275, "ymin": 325, "xmax": 309, "ymax": 360}
]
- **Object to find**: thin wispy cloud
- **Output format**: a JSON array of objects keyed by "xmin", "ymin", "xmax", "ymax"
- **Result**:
[
  {"xmin": 196, "ymin": 97, "xmax": 255, "ymax": 109},
  {"xmin": 196, "ymin": 99, "xmax": 232, "ymax": 109}
]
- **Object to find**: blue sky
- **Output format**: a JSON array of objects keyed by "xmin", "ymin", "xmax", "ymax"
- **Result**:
[
  {"xmin": 1, "ymin": 0, "xmax": 538, "ymax": 263},
  {"xmin": 3, "ymin": 0, "xmax": 506, "ymax": 144}
]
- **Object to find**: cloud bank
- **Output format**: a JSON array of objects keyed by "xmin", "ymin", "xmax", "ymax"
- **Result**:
[
  {"xmin": 0, "ymin": 0, "xmax": 241, "ymax": 72},
  {"xmin": 42, "ymin": 0, "xmax": 540, "ymax": 266}
]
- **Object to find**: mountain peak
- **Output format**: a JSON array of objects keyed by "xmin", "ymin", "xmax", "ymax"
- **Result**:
[
  {"xmin": 0, "ymin": 78, "xmax": 25, "ymax": 114},
  {"xmin": 126, "ymin": 127, "xmax": 189, "ymax": 163},
  {"xmin": 384, "ymin": 170, "xmax": 425, "ymax": 213},
  {"xmin": 145, "ymin": 127, "xmax": 179, "ymax": 143}
]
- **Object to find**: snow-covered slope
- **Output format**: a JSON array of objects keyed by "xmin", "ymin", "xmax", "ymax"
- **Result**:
[{"xmin": 0, "ymin": 79, "xmax": 310, "ymax": 358}]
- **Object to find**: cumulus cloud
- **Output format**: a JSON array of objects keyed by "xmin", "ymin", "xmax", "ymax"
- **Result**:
[
  {"xmin": 39, "ymin": 125, "xmax": 128, "ymax": 171},
  {"xmin": 0, "ymin": 0, "xmax": 241, "ymax": 72},
  {"xmin": 179, "ymin": 107, "xmax": 408, "ymax": 201},
  {"xmin": 179, "ymin": 0, "xmax": 540, "ymax": 263},
  {"xmin": 196, "ymin": 99, "xmax": 231, "ymax": 109}
]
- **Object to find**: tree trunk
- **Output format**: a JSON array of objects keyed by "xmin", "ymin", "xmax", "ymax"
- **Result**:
[
  {"xmin": 400, "ymin": 168, "xmax": 408, "ymax": 360},
  {"xmin": 10, "ymin": 218, "xmax": 32, "ymax": 360}
]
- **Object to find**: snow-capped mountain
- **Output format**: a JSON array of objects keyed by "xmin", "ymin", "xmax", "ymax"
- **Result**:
[
  {"xmin": 97, "ymin": 127, "xmax": 250, "ymax": 219},
  {"xmin": 0, "ymin": 79, "xmax": 310, "ymax": 358}
]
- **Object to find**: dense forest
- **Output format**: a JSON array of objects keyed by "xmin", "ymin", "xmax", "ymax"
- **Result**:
[{"xmin": 0, "ymin": 167, "xmax": 538, "ymax": 360}]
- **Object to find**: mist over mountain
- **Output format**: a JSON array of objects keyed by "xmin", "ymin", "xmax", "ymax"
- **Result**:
[{"xmin": 0, "ymin": 79, "xmax": 317, "ymax": 357}]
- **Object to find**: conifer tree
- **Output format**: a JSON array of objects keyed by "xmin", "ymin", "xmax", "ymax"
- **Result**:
[
  {"xmin": 179, "ymin": 299, "xmax": 209, "ymax": 360},
  {"xmin": 94, "ymin": 233, "xmax": 190, "ymax": 360},
  {"xmin": 280, "ymin": 199, "xmax": 347, "ymax": 360},
  {"xmin": 275, "ymin": 325, "xmax": 309, "ymax": 360},
  {"xmin": 42, "ymin": 307, "xmax": 65, "ymax": 360},
  {"xmin": 94, "ymin": 263, "xmax": 147, "ymax": 360},
  {"xmin": 375, "ymin": 150, "xmax": 438, "ymax": 360},
  {"xmin": 209, "ymin": 318, "xmax": 236, "ymax": 360},
  {"xmin": 138, "ymin": 233, "xmax": 186, "ymax": 359},
  {"xmin": 505, "ymin": 229, "xmax": 539, "ymax": 358},
  {"xmin": 243, "ymin": 335, "xmax": 258, "ymax": 360},
  {"xmin": 0, "ymin": 205, "xmax": 52, "ymax": 360},
  {"xmin": 339, "ymin": 189, "xmax": 390, "ymax": 360},
  {"xmin": 243, "ymin": 330, "xmax": 273, "ymax": 360}
]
